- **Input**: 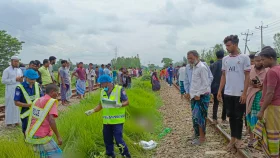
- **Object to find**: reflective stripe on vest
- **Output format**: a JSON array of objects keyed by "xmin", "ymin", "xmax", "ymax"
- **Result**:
[
  {"xmin": 25, "ymin": 98, "xmax": 58, "ymax": 144},
  {"xmin": 17, "ymin": 82, "xmax": 40, "ymax": 119},
  {"xmin": 101, "ymin": 85, "xmax": 125, "ymax": 124}
]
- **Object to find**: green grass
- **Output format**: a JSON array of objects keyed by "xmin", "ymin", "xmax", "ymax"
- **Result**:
[{"xmin": 0, "ymin": 79, "xmax": 163, "ymax": 158}]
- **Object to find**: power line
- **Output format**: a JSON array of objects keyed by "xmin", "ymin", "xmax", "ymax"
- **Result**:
[
  {"xmin": 255, "ymin": 21, "xmax": 268, "ymax": 49},
  {"xmin": 241, "ymin": 29, "xmax": 253, "ymax": 54}
]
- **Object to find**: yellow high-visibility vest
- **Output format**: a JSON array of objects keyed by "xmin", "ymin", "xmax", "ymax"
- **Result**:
[
  {"xmin": 101, "ymin": 85, "xmax": 125, "ymax": 124},
  {"xmin": 17, "ymin": 82, "xmax": 40, "ymax": 119},
  {"xmin": 25, "ymin": 98, "xmax": 58, "ymax": 144}
]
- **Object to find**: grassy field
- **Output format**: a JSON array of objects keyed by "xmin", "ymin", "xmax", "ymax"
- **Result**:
[{"xmin": 0, "ymin": 79, "xmax": 163, "ymax": 158}]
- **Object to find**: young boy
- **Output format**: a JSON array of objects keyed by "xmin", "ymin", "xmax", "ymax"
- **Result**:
[{"xmin": 25, "ymin": 84, "xmax": 62, "ymax": 158}]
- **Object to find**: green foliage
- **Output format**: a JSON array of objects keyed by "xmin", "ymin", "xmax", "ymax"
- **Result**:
[
  {"xmin": 111, "ymin": 56, "xmax": 141, "ymax": 69},
  {"xmin": 273, "ymin": 33, "xmax": 280, "ymax": 57},
  {"xmin": 140, "ymin": 75, "xmax": 152, "ymax": 81},
  {"xmin": 200, "ymin": 44, "xmax": 226, "ymax": 64},
  {"xmin": 0, "ymin": 30, "xmax": 24, "ymax": 73},
  {"xmin": 161, "ymin": 58, "xmax": 173, "ymax": 68},
  {"xmin": 0, "ymin": 80, "xmax": 162, "ymax": 158},
  {"xmin": 0, "ymin": 130, "xmax": 37, "ymax": 158}
]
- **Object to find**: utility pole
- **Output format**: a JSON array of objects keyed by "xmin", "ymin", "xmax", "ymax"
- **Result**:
[
  {"xmin": 255, "ymin": 22, "xmax": 268, "ymax": 49},
  {"xmin": 241, "ymin": 29, "xmax": 253, "ymax": 54}
]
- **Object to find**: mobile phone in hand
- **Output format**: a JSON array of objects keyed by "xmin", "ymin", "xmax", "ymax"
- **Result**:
[{"xmin": 255, "ymin": 76, "xmax": 261, "ymax": 83}]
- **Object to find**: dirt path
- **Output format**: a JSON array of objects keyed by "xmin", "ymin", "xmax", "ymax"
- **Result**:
[{"xmin": 154, "ymin": 82, "xmax": 236, "ymax": 158}]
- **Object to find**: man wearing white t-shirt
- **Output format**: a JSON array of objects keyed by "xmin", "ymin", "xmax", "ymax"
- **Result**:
[
  {"xmin": 218, "ymin": 35, "xmax": 250, "ymax": 150},
  {"xmin": 178, "ymin": 63, "xmax": 186, "ymax": 99}
]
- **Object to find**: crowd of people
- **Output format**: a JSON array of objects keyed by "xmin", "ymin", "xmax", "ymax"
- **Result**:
[
  {"xmin": 159, "ymin": 35, "xmax": 279, "ymax": 157},
  {"xmin": 1, "ymin": 34, "xmax": 279, "ymax": 157}
]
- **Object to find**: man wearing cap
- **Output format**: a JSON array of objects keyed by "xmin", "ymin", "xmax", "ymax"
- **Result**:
[
  {"xmin": 14, "ymin": 69, "xmax": 43, "ymax": 136},
  {"xmin": 1, "ymin": 56, "xmax": 23, "ymax": 126},
  {"xmin": 85, "ymin": 75, "xmax": 131, "ymax": 158}
]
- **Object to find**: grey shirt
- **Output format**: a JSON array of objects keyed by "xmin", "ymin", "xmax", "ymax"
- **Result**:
[{"xmin": 60, "ymin": 67, "xmax": 70, "ymax": 85}]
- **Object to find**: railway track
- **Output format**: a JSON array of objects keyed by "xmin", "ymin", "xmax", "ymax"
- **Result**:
[
  {"xmin": 0, "ymin": 84, "xmax": 100, "ymax": 121},
  {"xmin": 172, "ymin": 83, "xmax": 265, "ymax": 158}
]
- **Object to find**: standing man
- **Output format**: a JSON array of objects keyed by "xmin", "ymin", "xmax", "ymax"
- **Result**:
[
  {"xmin": 99, "ymin": 64, "xmax": 105, "ymax": 77},
  {"xmin": 85, "ymin": 75, "xmax": 131, "ymax": 158},
  {"xmin": 104, "ymin": 65, "xmax": 111, "ymax": 76},
  {"xmin": 86, "ymin": 63, "xmax": 96, "ymax": 92},
  {"xmin": 14, "ymin": 69, "xmax": 43, "ymax": 135},
  {"xmin": 39, "ymin": 59, "xmax": 54, "ymax": 93},
  {"xmin": 60, "ymin": 60, "xmax": 71, "ymax": 105},
  {"xmin": 187, "ymin": 50, "xmax": 210, "ymax": 145},
  {"xmin": 112, "ymin": 66, "xmax": 117, "ymax": 84},
  {"xmin": 178, "ymin": 64, "xmax": 186, "ymax": 99},
  {"xmin": 184, "ymin": 63, "xmax": 193, "ymax": 101},
  {"xmin": 72, "ymin": 62, "xmax": 87, "ymax": 99},
  {"xmin": 256, "ymin": 46, "xmax": 280, "ymax": 157},
  {"xmin": 245, "ymin": 53, "xmax": 267, "ymax": 147},
  {"xmin": 95, "ymin": 66, "xmax": 99, "ymax": 84},
  {"xmin": 1, "ymin": 56, "xmax": 23, "ymax": 126},
  {"xmin": 210, "ymin": 50, "xmax": 227, "ymax": 124},
  {"xmin": 217, "ymin": 35, "xmax": 251, "ymax": 150},
  {"xmin": 48, "ymin": 56, "xmax": 57, "ymax": 83},
  {"xmin": 33, "ymin": 60, "xmax": 42, "ymax": 86},
  {"xmin": 167, "ymin": 64, "xmax": 174, "ymax": 87}
]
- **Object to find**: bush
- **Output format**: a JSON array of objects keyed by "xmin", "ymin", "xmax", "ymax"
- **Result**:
[{"xmin": 140, "ymin": 74, "xmax": 151, "ymax": 81}]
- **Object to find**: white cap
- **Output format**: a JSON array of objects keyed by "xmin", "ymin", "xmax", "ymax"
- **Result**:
[{"xmin": 11, "ymin": 56, "xmax": 19, "ymax": 60}]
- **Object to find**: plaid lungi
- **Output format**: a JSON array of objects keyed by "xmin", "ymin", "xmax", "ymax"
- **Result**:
[{"xmin": 33, "ymin": 138, "xmax": 62, "ymax": 158}]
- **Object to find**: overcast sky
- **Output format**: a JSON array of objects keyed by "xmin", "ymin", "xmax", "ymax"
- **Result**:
[{"xmin": 1, "ymin": 0, "xmax": 280, "ymax": 66}]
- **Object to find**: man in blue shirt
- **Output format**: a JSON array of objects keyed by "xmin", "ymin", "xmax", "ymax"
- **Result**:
[
  {"xmin": 99, "ymin": 64, "xmax": 105, "ymax": 77},
  {"xmin": 14, "ymin": 69, "xmax": 44, "ymax": 135},
  {"xmin": 167, "ymin": 64, "xmax": 174, "ymax": 87}
]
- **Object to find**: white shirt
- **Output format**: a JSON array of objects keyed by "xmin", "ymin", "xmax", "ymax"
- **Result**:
[
  {"xmin": 49, "ymin": 64, "xmax": 54, "ymax": 80},
  {"xmin": 86, "ymin": 68, "xmax": 96, "ymax": 80},
  {"xmin": 1, "ymin": 66, "xmax": 22, "ymax": 124},
  {"xmin": 178, "ymin": 67, "xmax": 186, "ymax": 81},
  {"xmin": 222, "ymin": 54, "xmax": 251, "ymax": 96},
  {"xmin": 190, "ymin": 61, "xmax": 210, "ymax": 99}
]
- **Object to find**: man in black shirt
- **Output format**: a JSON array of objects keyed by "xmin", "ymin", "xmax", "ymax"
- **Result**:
[{"xmin": 210, "ymin": 50, "xmax": 227, "ymax": 124}]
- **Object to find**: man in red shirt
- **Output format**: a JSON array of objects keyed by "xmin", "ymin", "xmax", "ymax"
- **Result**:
[{"xmin": 257, "ymin": 46, "xmax": 280, "ymax": 157}]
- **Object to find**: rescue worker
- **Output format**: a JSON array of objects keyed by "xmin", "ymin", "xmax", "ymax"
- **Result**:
[
  {"xmin": 85, "ymin": 75, "xmax": 131, "ymax": 158},
  {"xmin": 25, "ymin": 84, "xmax": 62, "ymax": 157},
  {"xmin": 14, "ymin": 69, "xmax": 43, "ymax": 135}
]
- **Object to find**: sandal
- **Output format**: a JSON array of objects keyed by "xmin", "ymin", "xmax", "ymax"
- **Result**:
[
  {"xmin": 190, "ymin": 138, "xmax": 205, "ymax": 146},
  {"xmin": 235, "ymin": 140, "xmax": 246, "ymax": 149}
]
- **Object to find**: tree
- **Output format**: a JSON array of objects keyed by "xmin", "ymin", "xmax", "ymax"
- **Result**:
[
  {"xmin": 111, "ymin": 56, "xmax": 141, "ymax": 69},
  {"xmin": 161, "ymin": 58, "xmax": 173, "ymax": 68},
  {"xmin": 0, "ymin": 30, "xmax": 24, "ymax": 72},
  {"xmin": 273, "ymin": 33, "xmax": 280, "ymax": 57}
]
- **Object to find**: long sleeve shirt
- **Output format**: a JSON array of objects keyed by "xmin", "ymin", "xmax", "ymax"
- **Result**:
[
  {"xmin": 184, "ymin": 64, "xmax": 193, "ymax": 94},
  {"xmin": 190, "ymin": 61, "xmax": 210, "ymax": 99}
]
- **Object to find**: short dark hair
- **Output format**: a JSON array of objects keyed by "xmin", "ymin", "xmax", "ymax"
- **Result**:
[
  {"xmin": 34, "ymin": 60, "xmax": 41, "ymax": 66},
  {"xmin": 249, "ymin": 53, "xmax": 255, "ymax": 59},
  {"xmin": 43, "ymin": 59, "xmax": 49, "ymax": 65},
  {"xmin": 29, "ymin": 60, "xmax": 35, "ymax": 65},
  {"xmin": 89, "ymin": 63, "xmax": 93, "ymax": 66},
  {"xmin": 46, "ymin": 84, "xmax": 58, "ymax": 94},
  {"xmin": 61, "ymin": 60, "xmax": 67, "ymax": 64},
  {"xmin": 96, "ymin": 66, "xmax": 99, "ymax": 68},
  {"xmin": 49, "ymin": 56, "xmax": 56, "ymax": 62},
  {"xmin": 187, "ymin": 50, "xmax": 199, "ymax": 57},
  {"xmin": 216, "ymin": 50, "xmax": 224, "ymax": 59},
  {"xmin": 101, "ymin": 64, "xmax": 104, "ymax": 67},
  {"xmin": 182, "ymin": 63, "xmax": 186, "ymax": 66},
  {"xmin": 79, "ymin": 62, "xmax": 83, "ymax": 65},
  {"xmin": 210, "ymin": 60, "xmax": 214, "ymax": 64},
  {"xmin": 259, "ymin": 46, "xmax": 277, "ymax": 60},
  {"xmin": 224, "ymin": 35, "xmax": 239, "ymax": 45}
]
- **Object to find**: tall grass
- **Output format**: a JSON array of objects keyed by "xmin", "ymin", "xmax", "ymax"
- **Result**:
[{"xmin": 0, "ymin": 79, "xmax": 162, "ymax": 158}]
